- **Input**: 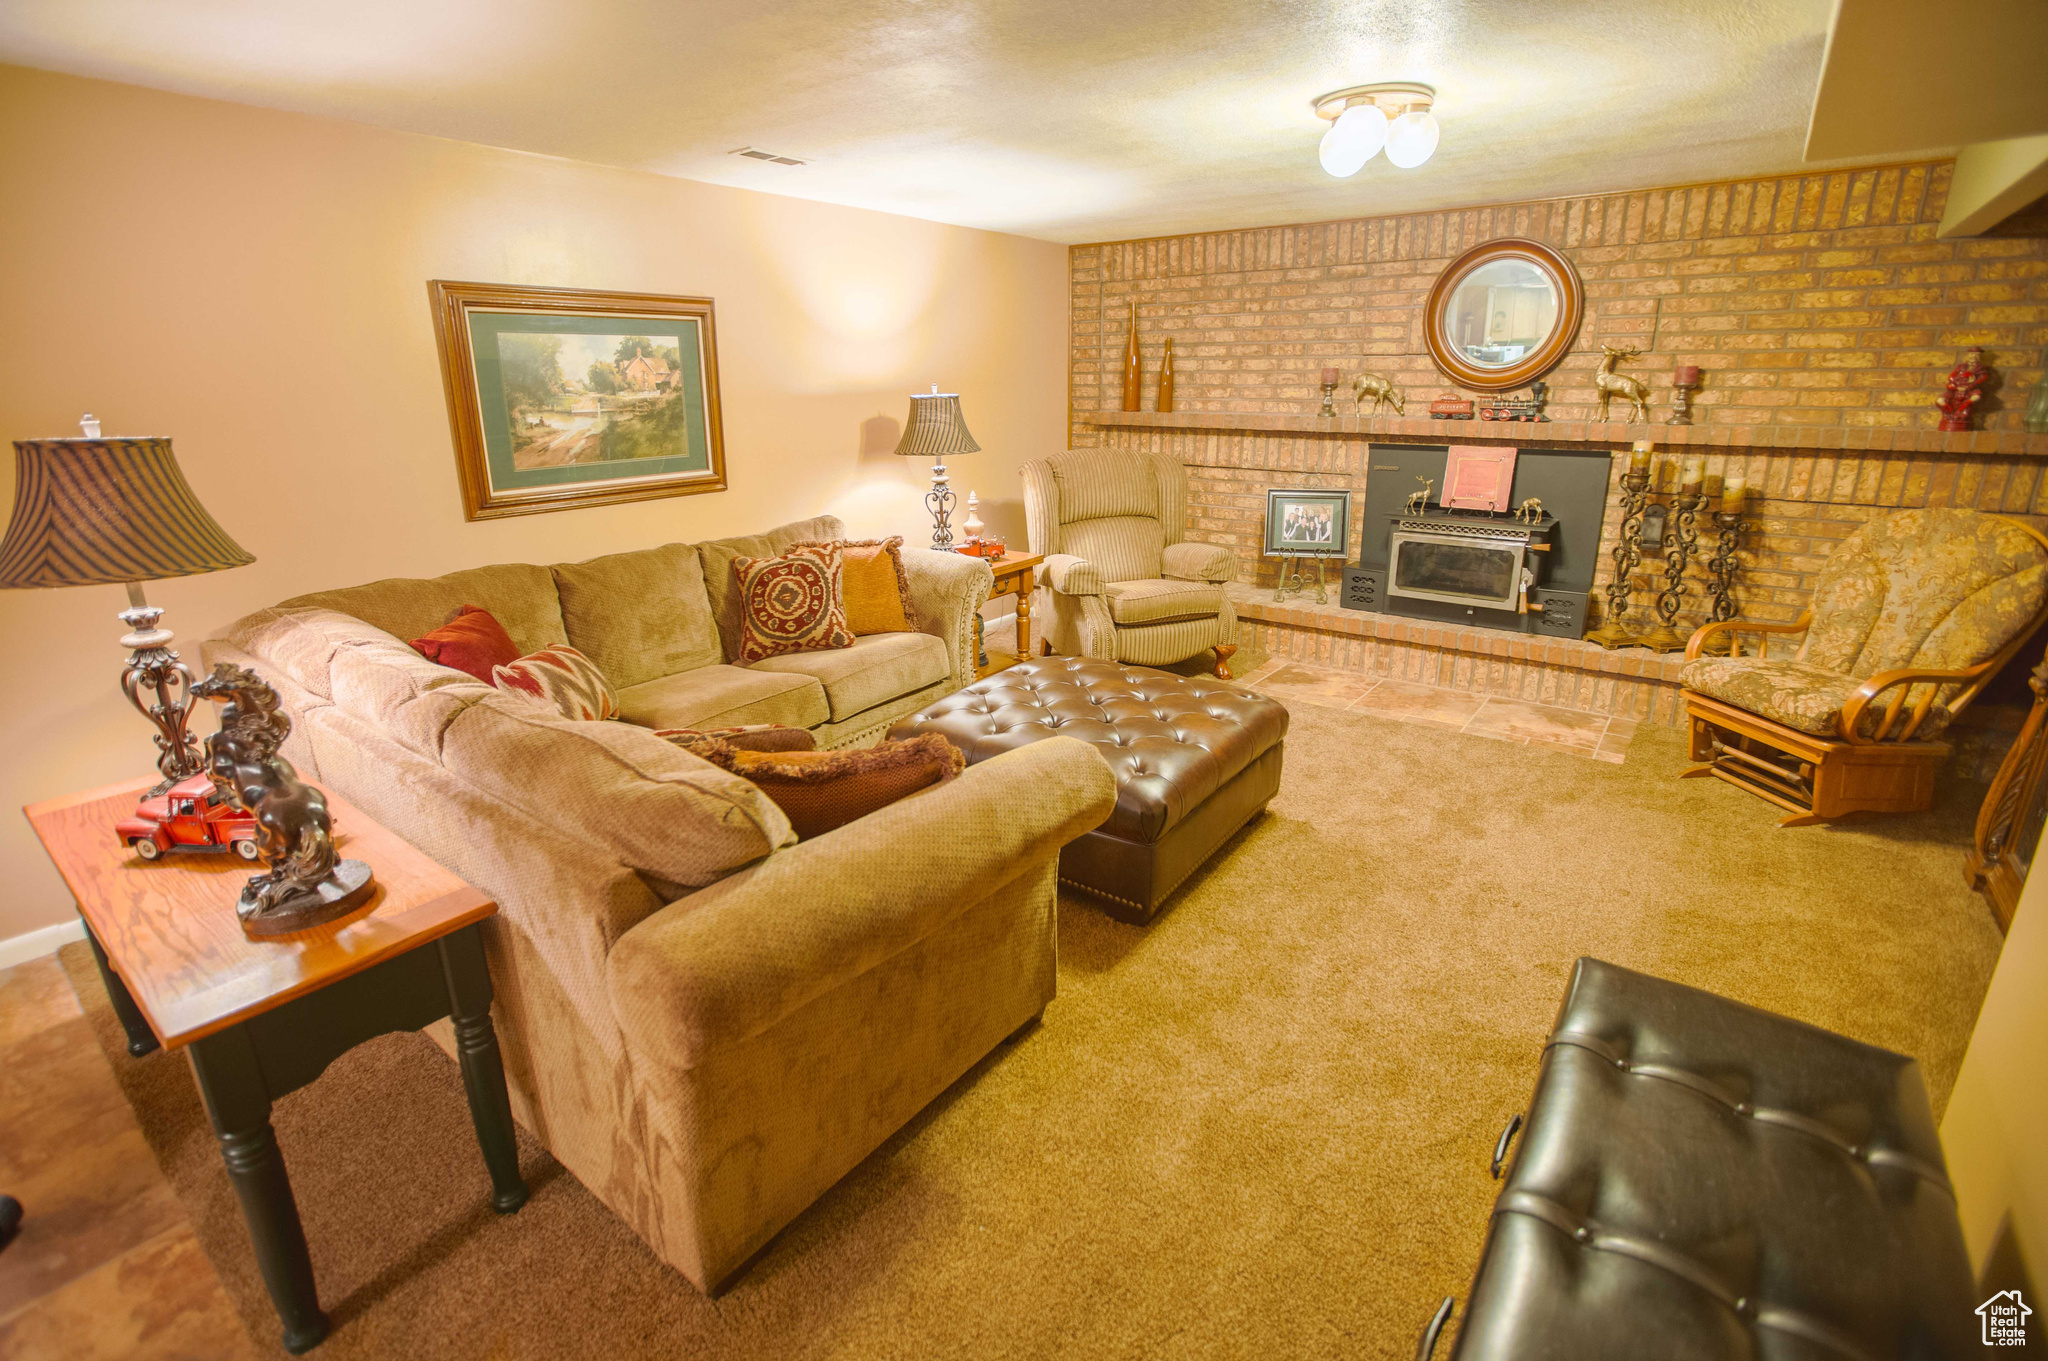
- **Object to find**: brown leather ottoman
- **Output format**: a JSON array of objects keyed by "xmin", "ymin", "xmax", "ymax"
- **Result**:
[{"xmin": 887, "ymin": 657, "xmax": 1287, "ymax": 922}]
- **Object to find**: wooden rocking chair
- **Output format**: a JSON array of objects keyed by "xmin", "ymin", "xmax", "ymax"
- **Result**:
[{"xmin": 1680, "ymin": 509, "xmax": 2048, "ymax": 827}]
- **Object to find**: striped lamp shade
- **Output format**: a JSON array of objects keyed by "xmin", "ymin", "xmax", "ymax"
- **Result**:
[
  {"xmin": 0, "ymin": 437, "xmax": 254, "ymax": 588},
  {"xmin": 893, "ymin": 388, "xmax": 981, "ymax": 458}
]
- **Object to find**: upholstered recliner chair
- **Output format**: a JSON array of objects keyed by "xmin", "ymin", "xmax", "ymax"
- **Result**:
[
  {"xmin": 1681, "ymin": 508, "xmax": 2048, "ymax": 826},
  {"xmin": 1021, "ymin": 449, "xmax": 1240, "ymax": 678}
]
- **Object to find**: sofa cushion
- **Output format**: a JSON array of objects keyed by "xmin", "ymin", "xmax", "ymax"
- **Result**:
[
  {"xmin": 794, "ymin": 536, "xmax": 912, "ymax": 635},
  {"xmin": 1681, "ymin": 655, "xmax": 1952, "ymax": 739},
  {"xmin": 493, "ymin": 645, "xmax": 621, "ymax": 722},
  {"xmin": 551, "ymin": 543, "xmax": 720, "ymax": 690},
  {"xmin": 1102, "ymin": 578, "xmax": 1225, "ymax": 626},
  {"xmin": 733, "ymin": 543, "xmax": 856, "ymax": 664},
  {"xmin": 700, "ymin": 515, "xmax": 845, "ymax": 662},
  {"xmin": 408, "ymin": 604, "xmax": 521, "ymax": 682},
  {"xmin": 615, "ymin": 664, "xmax": 828, "ymax": 731},
  {"xmin": 279, "ymin": 562, "xmax": 567, "ymax": 657},
  {"xmin": 218, "ymin": 607, "xmax": 426, "ymax": 701},
  {"xmin": 430, "ymin": 690, "xmax": 793, "ymax": 887},
  {"xmin": 749, "ymin": 632, "xmax": 949, "ymax": 723},
  {"xmin": 695, "ymin": 732, "xmax": 965, "ymax": 840}
]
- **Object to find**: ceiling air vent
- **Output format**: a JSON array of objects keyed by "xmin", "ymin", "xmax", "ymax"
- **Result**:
[{"xmin": 731, "ymin": 147, "xmax": 807, "ymax": 166}]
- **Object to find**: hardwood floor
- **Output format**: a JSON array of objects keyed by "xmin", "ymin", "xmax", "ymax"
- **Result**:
[{"xmin": 0, "ymin": 954, "xmax": 255, "ymax": 1361}]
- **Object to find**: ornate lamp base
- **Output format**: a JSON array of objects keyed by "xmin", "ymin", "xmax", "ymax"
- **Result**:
[
  {"xmin": 1585, "ymin": 622, "xmax": 1644, "ymax": 650},
  {"xmin": 1637, "ymin": 624, "xmax": 1691, "ymax": 654},
  {"xmin": 925, "ymin": 456, "xmax": 957, "ymax": 551},
  {"xmin": 118, "ymin": 585, "xmax": 205, "ymax": 796}
]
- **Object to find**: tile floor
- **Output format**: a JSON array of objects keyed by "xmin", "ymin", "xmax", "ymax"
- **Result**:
[
  {"xmin": 1235, "ymin": 658, "xmax": 1638, "ymax": 764},
  {"xmin": 0, "ymin": 953, "xmax": 257, "ymax": 1361}
]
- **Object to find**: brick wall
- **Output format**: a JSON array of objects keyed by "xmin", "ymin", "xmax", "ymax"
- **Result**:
[
  {"xmin": 1070, "ymin": 160, "xmax": 2047, "ymax": 439},
  {"xmin": 1068, "ymin": 160, "xmax": 2048, "ymax": 628}
]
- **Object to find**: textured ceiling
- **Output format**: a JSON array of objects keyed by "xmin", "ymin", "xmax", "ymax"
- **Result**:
[{"xmin": 0, "ymin": 0, "xmax": 1865, "ymax": 244}]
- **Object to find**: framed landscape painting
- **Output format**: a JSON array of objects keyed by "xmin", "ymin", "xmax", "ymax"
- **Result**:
[{"xmin": 429, "ymin": 280, "xmax": 727, "ymax": 520}]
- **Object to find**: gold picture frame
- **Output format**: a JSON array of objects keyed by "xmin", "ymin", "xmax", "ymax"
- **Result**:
[{"xmin": 428, "ymin": 280, "xmax": 727, "ymax": 521}]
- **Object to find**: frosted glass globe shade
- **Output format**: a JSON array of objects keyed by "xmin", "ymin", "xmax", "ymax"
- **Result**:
[
  {"xmin": 1384, "ymin": 110, "xmax": 1439, "ymax": 169},
  {"xmin": 1317, "ymin": 104, "xmax": 1388, "ymax": 178}
]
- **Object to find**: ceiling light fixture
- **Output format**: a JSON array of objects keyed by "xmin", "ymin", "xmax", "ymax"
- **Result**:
[{"xmin": 1311, "ymin": 83, "xmax": 1437, "ymax": 176}]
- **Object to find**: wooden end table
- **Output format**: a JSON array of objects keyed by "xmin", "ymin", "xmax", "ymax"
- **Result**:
[
  {"xmin": 968, "ymin": 551, "xmax": 1045, "ymax": 678},
  {"xmin": 25, "ymin": 777, "xmax": 527, "ymax": 1354}
]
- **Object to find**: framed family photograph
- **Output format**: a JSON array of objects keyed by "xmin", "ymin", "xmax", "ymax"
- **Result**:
[
  {"xmin": 1263, "ymin": 488, "xmax": 1350, "ymax": 558},
  {"xmin": 429, "ymin": 280, "xmax": 727, "ymax": 520}
]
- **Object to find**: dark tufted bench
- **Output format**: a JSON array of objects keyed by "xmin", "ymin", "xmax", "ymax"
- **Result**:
[
  {"xmin": 1430, "ymin": 958, "xmax": 1976, "ymax": 1359},
  {"xmin": 888, "ymin": 657, "xmax": 1287, "ymax": 921}
]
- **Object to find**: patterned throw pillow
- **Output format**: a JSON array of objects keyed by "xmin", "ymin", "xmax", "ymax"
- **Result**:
[
  {"xmin": 731, "ymin": 543, "xmax": 855, "ymax": 664},
  {"xmin": 491, "ymin": 645, "xmax": 620, "ymax": 722},
  {"xmin": 684, "ymin": 732, "xmax": 964, "ymax": 839},
  {"xmin": 655, "ymin": 724, "xmax": 818, "ymax": 758},
  {"xmin": 792, "ymin": 537, "xmax": 912, "ymax": 635},
  {"xmin": 410, "ymin": 604, "xmax": 520, "ymax": 682}
]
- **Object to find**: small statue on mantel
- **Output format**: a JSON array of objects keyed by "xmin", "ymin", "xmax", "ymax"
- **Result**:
[{"xmin": 1936, "ymin": 346, "xmax": 1990, "ymax": 432}]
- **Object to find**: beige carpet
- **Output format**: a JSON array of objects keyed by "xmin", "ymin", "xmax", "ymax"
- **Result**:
[{"xmin": 67, "ymin": 707, "xmax": 2006, "ymax": 1360}]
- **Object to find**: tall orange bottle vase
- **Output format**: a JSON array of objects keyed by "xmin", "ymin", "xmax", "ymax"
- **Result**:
[
  {"xmin": 1120, "ymin": 302, "xmax": 1142, "ymax": 412},
  {"xmin": 1157, "ymin": 336, "xmax": 1176, "ymax": 413}
]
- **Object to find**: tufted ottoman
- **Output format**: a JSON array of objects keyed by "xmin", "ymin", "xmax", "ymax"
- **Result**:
[
  {"xmin": 1428, "ymin": 957, "xmax": 1975, "ymax": 1359},
  {"xmin": 888, "ymin": 657, "xmax": 1287, "ymax": 921}
]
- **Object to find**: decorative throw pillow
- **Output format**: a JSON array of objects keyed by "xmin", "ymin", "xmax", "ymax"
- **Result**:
[
  {"xmin": 793, "ymin": 537, "xmax": 912, "ymax": 635},
  {"xmin": 409, "ymin": 604, "xmax": 520, "ymax": 682},
  {"xmin": 491, "ymin": 645, "xmax": 621, "ymax": 722},
  {"xmin": 655, "ymin": 724, "xmax": 818, "ymax": 758},
  {"xmin": 732, "ymin": 543, "xmax": 855, "ymax": 664},
  {"xmin": 688, "ymin": 732, "xmax": 964, "ymax": 839}
]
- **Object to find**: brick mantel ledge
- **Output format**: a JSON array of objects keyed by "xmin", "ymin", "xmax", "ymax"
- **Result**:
[{"xmin": 1089, "ymin": 410, "xmax": 2048, "ymax": 458}]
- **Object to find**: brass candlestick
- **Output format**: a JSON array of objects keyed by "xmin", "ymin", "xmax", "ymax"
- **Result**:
[
  {"xmin": 1698, "ymin": 509, "xmax": 1748, "ymax": 656},
  {"xmin": 1641, "ymin": 488, "xmax": 1710, "ymax": 652},
  {"xmin": 1587, "ymin": 463, "xmax": 1652, "ymax": 649}
]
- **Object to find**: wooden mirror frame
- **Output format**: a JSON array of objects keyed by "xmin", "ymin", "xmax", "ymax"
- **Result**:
[{"xmin": 1424, "ymin": 239, "xmax": 1584, "ymax": 392}]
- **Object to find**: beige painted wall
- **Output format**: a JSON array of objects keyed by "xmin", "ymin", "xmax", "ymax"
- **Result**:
[
  {"xmin": 0, "ymin": 65, "xmax": 1067, "ymax": 943},
  {"xmin": 1943, "ymin": 875, "xmax": 2048, "ymax": 1288}
]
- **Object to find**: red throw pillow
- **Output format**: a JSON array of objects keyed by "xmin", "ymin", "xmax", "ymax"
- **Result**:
[
  {"xmin": 731, "ymin": 543, "xmax": 855, "ymax": 664},
  {"xmin": 409, "ymin": 605, "xmax": 520, "ymax": 682}
]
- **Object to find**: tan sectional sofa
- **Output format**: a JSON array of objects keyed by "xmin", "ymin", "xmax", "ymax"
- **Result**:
[{"xmin": 202, "ymin": 514, "xmax": 1118, "ymax": 1291}]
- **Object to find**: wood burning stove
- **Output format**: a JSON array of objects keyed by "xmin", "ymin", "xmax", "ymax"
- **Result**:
[
  {"xmin": 1337, "ymin": 442, "xmax": 1610, "ymax": 640},
  {"xmin": 1388, "ymin": 519, "xmax": 1537, "ymax": 613}
]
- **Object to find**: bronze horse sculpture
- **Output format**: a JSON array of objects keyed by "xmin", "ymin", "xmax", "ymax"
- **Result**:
[{"xmin": 193, "ymin": 663, "xmax": 374, "ymax": 933}]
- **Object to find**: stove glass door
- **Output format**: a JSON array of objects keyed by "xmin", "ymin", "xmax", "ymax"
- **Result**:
[{"xmin": 1389, "ymin": 533, "xmax": 1524, "ymax": 609}]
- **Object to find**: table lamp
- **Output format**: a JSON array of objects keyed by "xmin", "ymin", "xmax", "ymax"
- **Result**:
[
  {"xmin": 893, "ymin": 385, "xmax": 980, "ymax": 550},
  {"xmin": 0, "ymin": 418, "xmax": 255, "ymax": 792}
]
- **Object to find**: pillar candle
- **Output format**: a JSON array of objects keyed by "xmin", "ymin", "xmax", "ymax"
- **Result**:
[
  {"xmin": 1320, "ymin": 367, "xmax": 1340, "ymax": 386},
  {"xmin": 1681, "ymin": 456, "xmax": 1705, "ymax": 494},
  {"xmin": 1673, "ymin": 365, "xmax": 1702, "ymax": 387},
  {"xmin": 1722, "ymin": 475, "xmax": 1747, "ymax": 513},
  {"xmin": 1629, "ymin": 441, "xmax": 1653, "ymax": 470}
]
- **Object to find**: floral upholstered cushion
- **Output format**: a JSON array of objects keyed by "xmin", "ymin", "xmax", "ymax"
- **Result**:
[
  {"xmin": 1801, "ymin": 509, "xmax": 2048, "ymax": 698},
  {"xmin": 1680, "ymin": 656, "xmax": 1950, "ymax": 740}
]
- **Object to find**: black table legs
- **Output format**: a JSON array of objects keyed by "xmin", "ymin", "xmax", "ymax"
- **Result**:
[
  {"xmin": 189, "ymin": 1026, "xmax": 329, "ymax": 1354},
  {"xmin": 159, "ymin": 924, "xmax": 526, "ymax": 1352},
  {"xmin": 438, "ymin": 928, "xmax": 528, "ymax": 1214},
  {"xmin": 80, "ymin": 919, "xmax": 158, "ymax": 1057}
]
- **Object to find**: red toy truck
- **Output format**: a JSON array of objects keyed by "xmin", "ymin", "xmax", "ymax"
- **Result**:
[{"xmin": 114, "ymin": 771, "xmax": 261, "ymax": 862}]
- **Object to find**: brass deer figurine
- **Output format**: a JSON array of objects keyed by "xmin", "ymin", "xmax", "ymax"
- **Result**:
[
  {"xmin": 1595, "ymin": 344, "xmax": 1651, "ymax": 422},
  {"xmin": 1352, "ymin": 372, "xmax": 1406, "ymax": 416}
]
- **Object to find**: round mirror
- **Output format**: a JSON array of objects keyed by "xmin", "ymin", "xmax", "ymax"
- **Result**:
[{"xmin": 1424, "ymin": 239, "xmax": 1583, "ymax": 391}]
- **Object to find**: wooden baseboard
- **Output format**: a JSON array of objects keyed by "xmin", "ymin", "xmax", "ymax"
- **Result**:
[{"xmin": 0, "ymin": 919, "xmax": 85, "ymax": 970}]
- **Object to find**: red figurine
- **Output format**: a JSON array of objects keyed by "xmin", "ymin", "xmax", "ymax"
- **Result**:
[{"xmin": 1937, "ymin": 346, "xmax": 1990, "ymax": 432}]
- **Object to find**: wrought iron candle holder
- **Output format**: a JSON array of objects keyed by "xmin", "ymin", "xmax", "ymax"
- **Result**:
[
  {"xmin": 1587, "ymin": 463, "xmax": 1652, "ymax": 649},
  {"xmin": 1642, "ymin": 488, "xmax": 1710, "ymax": 653},
  {"xmin": 1697, "ymin": 509, "xmax": 1748, "ymax": 656}
]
